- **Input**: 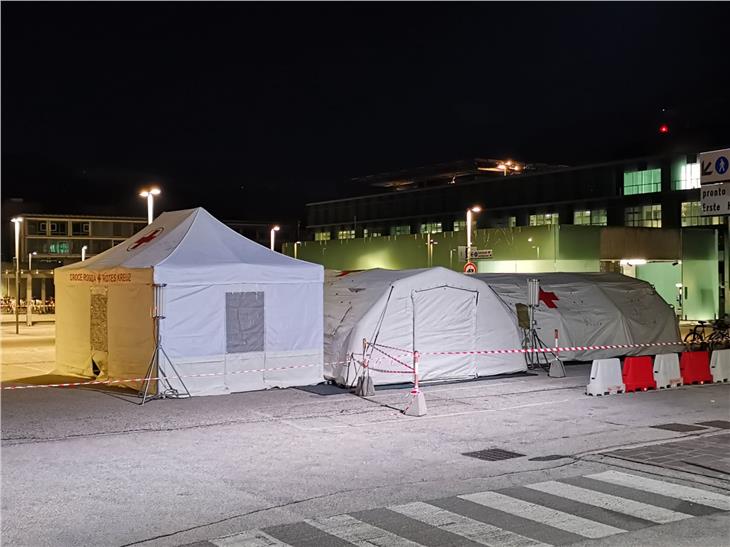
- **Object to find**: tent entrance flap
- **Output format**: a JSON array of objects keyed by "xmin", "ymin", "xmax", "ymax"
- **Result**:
[{"xmin": 412, "ymin": 286, "xmax": 478, "ymax": 382}]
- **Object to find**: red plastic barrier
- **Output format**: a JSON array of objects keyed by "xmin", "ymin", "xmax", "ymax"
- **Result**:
[
  {"xmin": 680, "ymin": 351, "xmax": 712, "ymax": 385},
  {"xmin": 622, "ymin": 356, "xmax": 657, "ymax": 392}
]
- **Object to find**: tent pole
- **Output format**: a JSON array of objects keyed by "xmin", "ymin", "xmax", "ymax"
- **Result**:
[{"xmin": 140, "ymin": 283, "xmax": 191, "ymax": 404}]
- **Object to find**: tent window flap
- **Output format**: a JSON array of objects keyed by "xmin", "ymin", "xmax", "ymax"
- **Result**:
[
  {"xmin": 90, "ymin": 289, "xmax": 108, "ymax": 352},
  {"xmin": 226, "ymin": 292, "xmax": 265, "ymax": 353}
]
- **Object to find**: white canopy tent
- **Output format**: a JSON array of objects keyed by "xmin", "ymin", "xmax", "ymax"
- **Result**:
[
  {"xmin": 324, "ymin": 267, "xmax": 525, "ymax": 386},
  {"xmin": 55, "ymin": 207, "xmax": 324, "ymax": 396},
  {"xmin": 474, "ymin": 272, "xmax": 681, "ymax": 361}
]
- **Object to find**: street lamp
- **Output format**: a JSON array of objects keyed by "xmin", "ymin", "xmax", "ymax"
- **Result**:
[
  {"xmin": 28, "ymin": 251, "xmax": 37, "ymax": 271},
  {"xmin": 139, "ymin": 187, "xmax": 161, "ymax": 225},
  {"xmin": 11, "ymin": 217, "xmax": 23, "ymax": 334},
  {"xmin": 270, "ymin": 225, "xmax": 280, "ymax": 251},
  {"xmin": 466, "ymin": 206, "xmax": 481, "ymax": 256},
  {"xmin": 81, "ymin": 245, "xmax": 88, "ymax": 261},
  {"xmin": 293, "ymin": 241, "xmax": 302, "ymax": 259}
]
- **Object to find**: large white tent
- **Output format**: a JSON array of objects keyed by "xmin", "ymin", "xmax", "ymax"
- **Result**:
[
  {"xmin": 474, "ymin": 272, "xmax": 681, "ymax": 361},
  {"xmin": 55, "ymin": 207, "xmax": 324, "ymax": 396},
  {"xmin": 324, "ymin": 267, "xmax": 525, "ymax": 386}
]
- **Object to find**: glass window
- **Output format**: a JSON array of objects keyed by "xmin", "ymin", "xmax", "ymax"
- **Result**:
[
  {"xmin": 71, "ymin": 222, "xmax": 90, "ymax": 236},
  {"xmin": 624, "ymin": 169, "xmax": 661, "ymax": 195},
  {"xmin": 363, "ymin": 229, "xmax": 381, "ymax": 238},
  {"xmin": 675, "ymin": 163, "xmax": 701, "ymax": 190},
  {"xmin": 419, "ymin": 222, "xmax": 442, "ymax": 234},
  {"xmin": 625, "ymin": 205, "xmax": 661, "ymax": 227},
  {"xmin": 314, "ymin": 231, "xmax": 331, "ymax": 241},
  {"xmin": 529, "ymin": 213, "xmax": 559, "ymax": 226},
  {"xmin": 26, "ymin": 220, "xmax": 42, "ymax": 235},
  {"xmin": 49, "ymin": 221, "xmax": 68, "ymax": 235},
  {"xmin": 681, "ymin": 201, "xmax": 722, "ymax": 226},
  {"xmin": 508, "ymin": 216, "xmax": 517, "ymax": 228},
  {"xmin": 48, "ymin": 241, "xmax": 70, "ymax": 254},
  {"xmin": 574, "ymin": 209, "xmax": 607, "ymax": 226},
  {"xmin": 453, "ymin": 220, "xmax": 466, "ymax": 232},
  {"xmin": 337, "ymin": 229, "xmax": 355, "ymax": 240},
  {"xmin": 390, "ymin": 225, "xmax": 411, "ymax": 236}
]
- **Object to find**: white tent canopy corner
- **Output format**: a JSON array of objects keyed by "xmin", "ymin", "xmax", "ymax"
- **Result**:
[
  {"xmin": 54, "ymin": 207, "xmax": 324, "ymax": 396},
  {"xmin": 324, "ymin": 267, "xmax": 525, "ymax": 386}
]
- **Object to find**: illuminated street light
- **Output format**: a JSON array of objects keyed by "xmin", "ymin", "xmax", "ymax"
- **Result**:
[
  {"xmin": 293, "ymin": 241, "xmax": 302, "ymax": 259},
  {"xmin": 11, "ymin": 217, "xmax": 23, "ymax": 334},
  {"xmin": 81, "ymin": 245, "xmax": 88, "ymax": 261},
  {"xmin": 270, "ymin": 225, "xmax": 280, "ymax": 251},
  {"xmin": 466, "ymin": 206, "xmax": 481, "ymax": 256},
  {"xmin": 28, "ymin": 251, "xmax": 37, "ymax": 271},
  {"xmin": 139, "ymin": 187, "xmax": 161, "ymax": 225}
]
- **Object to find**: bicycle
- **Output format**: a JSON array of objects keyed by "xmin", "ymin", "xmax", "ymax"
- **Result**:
[
  {"xmin": 683, "ymin": 320, "xmax": 709, "ymax": 350},
  {"xmin": 707, "ymin": 318, "xmax": 730, "ymax": 351}
]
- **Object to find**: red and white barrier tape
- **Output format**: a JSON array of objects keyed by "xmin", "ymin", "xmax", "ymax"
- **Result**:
[
  {"xmin": 367, "ymin": 340, "xmax": 684, "ymax": 357},
  {"xmin": 1, "ymin": 362, "xmax": 336, "ymax": 391}
]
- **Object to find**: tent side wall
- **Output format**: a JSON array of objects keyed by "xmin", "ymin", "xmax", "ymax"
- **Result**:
[
  {"xmin": 54, "ymin": 268, "xmax": 155, "ymax": 387},
  {"xmin": 159, "ymin": 279, "xmax": 323, "ymax": 396}
]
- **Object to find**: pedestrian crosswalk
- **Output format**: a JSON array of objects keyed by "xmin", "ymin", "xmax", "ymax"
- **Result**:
[{"xmin": 209, "ymin": 470, "xmax": 730, "ymax": 547}]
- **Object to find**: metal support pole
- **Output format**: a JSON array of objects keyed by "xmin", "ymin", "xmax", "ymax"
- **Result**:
[{"xmin": 26, "ymin": 272, "xmax": 33, "ymax": 326}]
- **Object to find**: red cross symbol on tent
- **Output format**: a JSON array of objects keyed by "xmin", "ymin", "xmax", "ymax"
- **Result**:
[
  {"xmin": 539, "ymin": 288, "xmax": 559, "ymax": 309},
  {"xmin": 127, "ymin": 228, "xmax": 163, "ymax": 251}
]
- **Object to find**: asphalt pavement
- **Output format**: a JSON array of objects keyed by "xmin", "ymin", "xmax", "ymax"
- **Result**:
[{"xmin": 1, "ymin": 330, "xmax": 729, "ymax": 546}]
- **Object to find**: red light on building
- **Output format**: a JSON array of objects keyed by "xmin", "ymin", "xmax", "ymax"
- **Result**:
[{"xmin": 659, "ymin": 124, "xmax": 670, "ymax": 134}]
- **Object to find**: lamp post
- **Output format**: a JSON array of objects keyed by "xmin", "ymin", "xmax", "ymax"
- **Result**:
[
  {"xmin": 26, "ymin": 251, "xmax": 37, "ymax": 327},
  {"xmin": 293, "ymin": 241, "xmax": 301, "ymax": 259},
  {"xmin": 11, "ymin": 217, "xmax": 23, "ymax": 334},
  {"xmin": 81, "ymin": 245, "xmax": 88, "ymax": 262},
  {"xmin": 466, "ymin": 205, "xmax": 482, "ymax": 257},
  {"xmin": 270, "ymin": 225, "xmax": 280, "ymax": 251},
  {"xmin": 139, "ymin": 187, "xmax": 161, "ymax": 225},
  {"xmin": 28, "ymin": 251, "xmax": 37, "ymax": 272}
]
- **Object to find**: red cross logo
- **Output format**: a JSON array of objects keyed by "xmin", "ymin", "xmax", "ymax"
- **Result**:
[
  {"xmin": 539, "ymin": 288, "xmax": 559, "ymax": 309},
  {"xmin": 127, "ymin": 228, "xmax": 164, "ymax": 251}
]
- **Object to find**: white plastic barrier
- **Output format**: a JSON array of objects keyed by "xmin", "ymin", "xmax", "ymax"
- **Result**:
[
  {"xmin": 653, "ymin": 353, "xmax": 683, "ymax": 389},
  {"xmin": 586, "ymin": 358, "xmax": 625, "ymax": 396},
  {"xmin": 710, "ymin": 349, "xmax": 730, "ymax": 383}
]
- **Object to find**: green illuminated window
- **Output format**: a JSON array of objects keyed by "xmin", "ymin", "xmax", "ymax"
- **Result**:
[
  {"xmin": 529, "ymin": 213, "xmax": 559, "ymax": 226},
  {"xmin": 574, "ymin": 209, "xmax": 607, "ymax": 226},
  {"xmin": 48, "ymin": 241, "xmax": 70, "ymax": 254},
  {"xmin": 314, "ymin": 231, "xmax": 331, "ymax": 241},
  {"xmin": 390, "ymin": 225, "xmax": 411, "ymax": 236},
  {"xmin": 681, "ymin": 201, "xmax": 722, "ymax": 226},
  {"xmin": 624, "ymin": 169, "xmax": 661, "ymax": 195},
  {"xmin": 337, "ymin": 229, "xmax": 355, "ymax": 240},
  {"xmin": 674, "ymin": 163, "xmax": 701, "ymax": 190},
  {"xmin": 625, "ymin": 205, "xmax": 661, "ymax": 227},
  {"xmin": 420, "ymin": 222, "xmax": 442, "ymax": 234}
]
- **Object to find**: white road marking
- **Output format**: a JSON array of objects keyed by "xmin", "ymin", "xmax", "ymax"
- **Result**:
[
  {"xmin": 525, "ymin": 480, "xmax": 691, "ymax": 523},
  {"xmin": 306, "ymin": 513, "xmax": 424, "ymax": 547},
  {"xmin": 390, "ymin": 501, "xmax": 548, "ymax": 547},
  {"xmin": 460, "ymin": 491, "xmax": 625, "ymax": 539},
  {"xmin": 211, "ymin": 529, "xmax": 292, "ymax": 546},
  {"xmin": 587, "ymin": 470, "xmax": 730, "ymax": 511}
]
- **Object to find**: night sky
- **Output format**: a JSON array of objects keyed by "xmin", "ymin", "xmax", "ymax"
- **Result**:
[{"xmin": 2, "ymin": 2, "xmax": 729, "ymax": 222}]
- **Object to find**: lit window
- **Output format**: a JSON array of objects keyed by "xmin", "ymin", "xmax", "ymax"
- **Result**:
[
  {"xmin": 314, "ymin": 231, "xmax": 331, "ymax": 241},
  {"xmin": 419, "ymin": 222, "xmax": 442, "ymax": 234},
  {"xmin": 529, "ymin": 213, "xmax": 559, "ymax": 226},
  {"xmin": 681, "ymin": 201, "xmax": 722, "ymax": 226},
  {"xmin": 508, "ymin": 216, "xmax": 517, "ymax": 228},
  {"xmin": 624, "ymin": 169, "xmax": 661, "ymax": 195},
  {"xmin": 48, "ymin": 241, "xmax": 70, "ymax": 254},
  {"xmin": 390, "ymin": 225, "xmax": 411, "ymax": 236},
  {"xmin": 364, "ymin": 229, "xmax": 382, "ymax": 238},
  {"xmin": 676, "ymin": 163, "xmax": 701, "ymax": 190},
  {"xmin": 337, "ymin": 230, "xmax": 355, "ymax": 240},
  {"xmin": 625, "ymin": 205, "xmax": 661, "ymax": 228},
  {"xmin": 574, "ymin": 209, "xmax": 607, "ymax": 226}
]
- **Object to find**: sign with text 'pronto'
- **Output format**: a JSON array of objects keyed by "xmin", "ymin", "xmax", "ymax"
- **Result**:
[
  {"xmin": 700, "ymin": 148, "xmax": 730, "ymax": 217},
  {"xmin": 700, "ymin": 182, "xmax": 730, "ymax": 216}
]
